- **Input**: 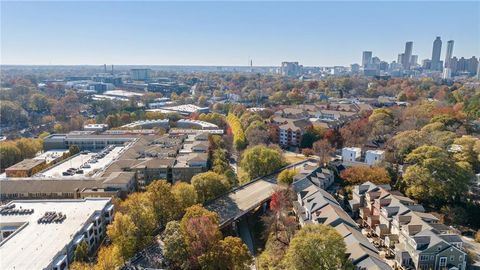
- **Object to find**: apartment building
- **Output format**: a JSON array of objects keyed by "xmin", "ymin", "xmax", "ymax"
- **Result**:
[
  {"xmin": 349, "ymin": 182, "xmax": 466, "ymax": 270},
  {"xmin": 292, "ymin": 178, "xmax": 392, "ymax": 270},
  {"xmin": 271, "ymin": 116, "xmax": 312, "ymax": 147},
  {"xmin": 0, "ymin": 198, "xmax": 114, "ymax": 270}
]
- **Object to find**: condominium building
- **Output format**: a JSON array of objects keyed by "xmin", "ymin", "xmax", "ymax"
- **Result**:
[
  {"xmin": 349, "ymin": 182, "xmax": 466, "ymax": 270},
  {"xmin": 0, "ymin": 198, "xmax": 114, "ymax": 270},
  {"xmin": 292, "ymin": 178, "xmax": 392, "ymax": 270},
  {"xmin": 342, "ymin": 147, "xmax": 385, "ymax": 166}
]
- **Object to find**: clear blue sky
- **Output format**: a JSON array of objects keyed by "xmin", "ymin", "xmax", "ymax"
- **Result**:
[{"xmin": 1, "ymin": 1, "xmax": 479, "ymax": 66}]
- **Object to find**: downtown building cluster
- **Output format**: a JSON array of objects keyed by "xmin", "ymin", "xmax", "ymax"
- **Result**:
[{"xmin": 359, "ymin": 36, "xmax": 479, "ymax": 79}]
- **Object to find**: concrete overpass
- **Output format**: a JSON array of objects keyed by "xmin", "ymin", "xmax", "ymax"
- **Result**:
[{"xmin": 205, "ymin": 159, "xmax": 315, "ymax": 228}]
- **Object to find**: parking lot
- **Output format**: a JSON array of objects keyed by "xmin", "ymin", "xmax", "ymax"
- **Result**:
[{"xmin": 38, "ymin": 146, "xmax": 124, "ymax": 179}]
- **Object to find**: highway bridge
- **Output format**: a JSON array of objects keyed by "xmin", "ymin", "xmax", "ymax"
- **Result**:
[{"xmin": 205, "ymin": 159, "xmax": 316, "ymax": 228}]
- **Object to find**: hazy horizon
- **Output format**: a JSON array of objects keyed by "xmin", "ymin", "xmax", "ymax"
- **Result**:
[{"xmin": 2, "ymin": 1, "xmax": 479, "ymax": 66}]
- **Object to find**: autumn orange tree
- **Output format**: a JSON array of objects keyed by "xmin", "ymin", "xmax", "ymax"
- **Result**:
[{"xmin": 340, "ymin": 166, "xmax": 391, "ymax": 185}]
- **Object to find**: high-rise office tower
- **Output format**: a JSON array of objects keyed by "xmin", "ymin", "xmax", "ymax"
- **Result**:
[
  {"xmin": 431, "ymin": 37, "xmax": 442, "ymax": 71},
  {"xmin": 402, "ymin": 41, "xmax": 413, "ymax": 70},
  {"xmin": 362, "ymin": 51, "xmax": 372, "ymax": 68},
  {"xmin": 410, "ymin": 55, "xmax": 418, "ymax": 67},
  {"xmin": 477, "ymin": 61, "xmax": 480, "ymax": 80},
  {"xmin": 398, "ymin": 54, "xmax": 404, "ymax": 65},
  {"xmin": 445, "ymin": 40, "xmax": 454, "ymax": 68}
]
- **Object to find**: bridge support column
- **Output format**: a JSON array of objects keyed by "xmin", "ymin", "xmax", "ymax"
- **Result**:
[{"xmin": 262, "ymin": 201, "xmax": 268, "ymax": 213}]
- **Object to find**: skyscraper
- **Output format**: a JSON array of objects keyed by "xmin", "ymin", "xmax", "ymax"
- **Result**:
[
  {"xmin": 410, "ymin": 55, "xmax": 418, "ymax": 67},
  {"xmin": 362, "ymin": 51, "xmax": 372, "ymax": 68},
  {"xmin": 398, "ymin": 54, "xmax": 404, "ymax": 65},
  {"xmin": 402, "ymin": 41, "xmax": 413, "ymax": 70},
  {"xmin": 431, "ymin": 36, "xmax": 442, "ymax": 71},
  {"xmin": 477, "ymin": 61, "xmax": 480, "ymax": 80},
  {"xmin": 445, "ymin": 40, "xmax": 454, "ymax": 68}
]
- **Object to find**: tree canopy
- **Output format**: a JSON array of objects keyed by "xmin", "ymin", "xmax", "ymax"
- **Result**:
[
  {"xmin": 240, "ymin": 145, "xmax": 285, "ymax": 179},
  {"xmin": 403, "ymin": 145, "xmax": 473, "ymax": 205},
  {"xmin": 191, "ymin": 171, "xmax": 231, "ymax": 203},
  {"xmin": 284, "ymin": 224, "xmax": 353, "ymax": 270},
  {"xmin": 340, "ymin": 166, "xmax": 391, "ymax": 186}
]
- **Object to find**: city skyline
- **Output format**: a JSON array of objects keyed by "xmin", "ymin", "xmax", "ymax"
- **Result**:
[{"xmin": 1, "ymin": 1, "xmax": 479, "ymax": 66}]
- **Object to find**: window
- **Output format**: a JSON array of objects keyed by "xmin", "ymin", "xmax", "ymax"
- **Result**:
[
  {"xmin": 439, "ymin": 257, "xmax": 447, "ymax": 267},
  {"xmin": 430, "ymin": 255, "xmax": 434, "ymax": 260},
  {"xmin": 459, "ymin": 255, "xmax": 463, "ymax": 261},
  {"xmin": 420, "ymin": 255, "xmax": 429, "ymax": 261},
  {"xmin": 450, "ymin": 255, "xmax": 454, "ymax": 261}
]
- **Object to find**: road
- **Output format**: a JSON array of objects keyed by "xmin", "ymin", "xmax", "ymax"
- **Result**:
[
  {"xmin": 205, "ymin": 159, "xmax": 315, "ymax": 227},
  {"xmin": 462, "ymin": 236, "xmax": 480, "ymax": 267}
]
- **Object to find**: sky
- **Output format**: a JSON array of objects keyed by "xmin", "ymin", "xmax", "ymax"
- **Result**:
[{"xmin": 1, "ymin": 1, "xmax": 479, "ymax": 66}]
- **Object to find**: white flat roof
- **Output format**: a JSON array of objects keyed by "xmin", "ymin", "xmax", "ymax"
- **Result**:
[
  {"xmin": 0, "ymin": 198, "xmax": 111, "ymax": 270},
  {"xmin": 33, "ymin": 150, "xmax": 69, "ymax": 164},
  {"xmin": 104, "ymin": 90, "xmax": 144, "ymax": 97},
  {"xmin": 177, "ymin": 119, "xmax": 218, "ymax": 128},
  {"xmin": 343, "ymin": 147, "xmax": 361, "ymax": 152},
  {"xmin": 366, "ymin": 149, "xmax": 385, "ymax": 155},
  {"xmin": 146, "ymin": 108, "xmax": 178, "ymax": 114},
  {"xmin": 38, "ymin": 146, "xmax": 125, "ymax": 179}
]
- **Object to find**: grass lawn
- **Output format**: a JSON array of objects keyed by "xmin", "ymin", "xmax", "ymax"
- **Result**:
[{"xmin": 284, "ymin": 154, "xmax": 307, "ymax": 164}]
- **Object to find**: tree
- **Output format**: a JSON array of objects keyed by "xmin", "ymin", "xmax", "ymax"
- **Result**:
[
  {"xmin": 198, "ymin": 113, "xmax": 226, "ymax": 128},
  {"xmin": 226, "ymin": 113, "xmax": 246, "ymax": 150},
  {"xmin": 218, "ymin": 237, "xmax": 252, "ymax": 270},
  {"xmin": 340, "ymin": 166, "xmax": 391, "ymax": 185},
  {"xmin": 284, "ymin": 224, "xmax": 353, "ymax": 270},
  {"xmin": 54, "ymin": 123, "xmax": 64, "ymax": 133},
  {"xmin": 119, "ymin": 193, "xmax": 156, "ymax": 249},
  {"xmin": 180, "ymin": 204, "xmax": 219, "ymax": 233},
  {"xmin": 0, "ymin": 101, "xmax": 26, "ymax": 127},
  {"xmin": 277, "ymin": 169, "xmax": 298, "ymax": 186},
  {"xmin": 39, "ymin": 131, "xmax": 50, "ymax": 139},
  {"xmin": 286, "ymin": 88, "xmax": 305, "ymax": 104},
  {"xmin": 403, "ymin": 145, "xmax": 472, "ymax": 205},
  {"xmin": 368, "ymin": 108, "xmax": 394, "ymax": 140},
  {"xmin": 302, "ymin": 148, "xmax": 314, "ymax": 157},
  {"xmin": 452, "ymin": 136, "xmax": 480, "ymax": 172},
  {"xmin": 179, "ymin": 205, "xmax": 221, "ymax": 268},
  {"xmin": 15, "ymin": 138, "xmax": 43, "ymax": 159},
  {"xmin": 198, "ymin": 236, "xmax": 253, "ymax": 270},
  {"xmin": 94, "ymin": 245, "xmax": 122, "ymax": 270},
  {"xmin": 73, "ymin": 240, "xmax": 89, "ymax": 262},
  {"xmin": 69, "ymin": 262, "xmax": 92, "ymax": 270},
  {"xmin": 269, "ymin": 91, "xmax": 287, "ymax": 104},
  {"xmin": 69, "ymin": 144, "xmax": 80, "ymax": 156},
  {"xmin": 246, "ymin": 127, "xmax": 270, "ymax": 146},
  {"xmin": 0, "ymin": 142, "xmax": 22, "ymax": 169},
  {"xmin": 313, "ymin": 139, "xmax": 334, "ymax": 166},
  {"xmin": 145, "ymin": 180, "xmax": 181, "ymax": 228},
  {"xmin": 184, "ymin": 216, "xmax": 223, "ymax": 266},
  {"xmin": 240, "ymin": 145, "xmax": 285, "ymax": 179},
  {"xmin": 29, "ymin": 93, "xmax": 51, "ymax": 113},
  {"xmin": 162, "ymin": 221, "xmax": 190, "ymax": 269},
  {"xmin": 172, "ymin": 182, "xmax": 198, "ymax": 210},
  {"xmin": 107, "ymin": 212, "xmax": 138, "ymax": 260},
  {"xmin": 388, "ymin": 130, "xmax": 425, "ymax": 163},
  {"xmin": 300, "ymin": 126, "xmax": 325, "ymax": 148},
  {"xmin": 340, "ymin": 118, "xmax": 369, "ymax": 147},
  {"xmin": 191, "ymin": 172, "xmax": 231, "ymax": 203}
]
